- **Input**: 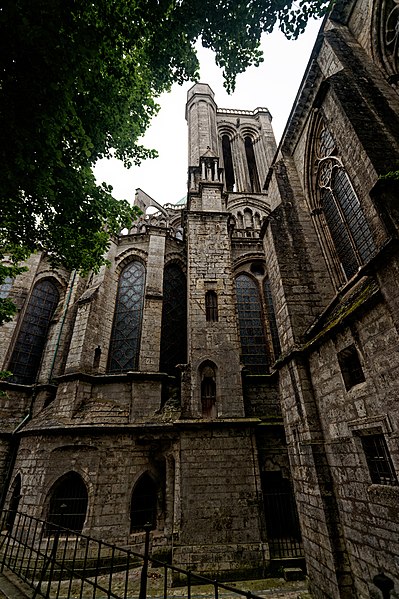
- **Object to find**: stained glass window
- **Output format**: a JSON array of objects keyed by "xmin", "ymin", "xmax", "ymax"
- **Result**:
[
  {"xmin": 235, "ymin": 274, "xmax": 269, "ymax": 374},
  {"xmin": 108, "ymin": 261, "xmax": 145, "ymax": 373},
  {"xmin": 333, "ymin": 169, "xmax": 375, "ymax": 263},
  {"xmin": 315, "ymin": 123, "xmax": 376, "ymax": 280},
  {"xmin": 205, "ymin": 290, "xmax": 218, "ymax": 322},
  {"xmin": 8, "ymin": 279, "xmax": 59, "ymax": 384},
  {"xmin": 321, "ymin": 186, "xmax": 359, "ymax": 279},
  {"xmin": 160, "ymin": 264, "xmax": 187, "ymax": 375},
  {"xmin": 263, "ymin": 278, "xmax": 281, "ymax": 359}
]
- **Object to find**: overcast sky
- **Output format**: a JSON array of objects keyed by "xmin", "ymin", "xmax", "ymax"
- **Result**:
[{"xmin": 94, "ymin": 18, "xmax": 322, "ymax": 207}]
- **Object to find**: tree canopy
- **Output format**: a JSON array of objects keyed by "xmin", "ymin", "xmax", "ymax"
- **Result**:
[{"xmin": 0, "ymin": 0, "xmax": 330, "ymax": 322}]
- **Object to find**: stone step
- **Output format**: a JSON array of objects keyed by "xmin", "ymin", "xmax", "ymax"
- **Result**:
[{"xmin": 0, "ymin": 571, "xmax": 32, "ymax": 599}]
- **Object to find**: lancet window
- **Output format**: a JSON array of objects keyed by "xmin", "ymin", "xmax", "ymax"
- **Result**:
[
  {"xmin": 310, "ymin": 119, "xmax": 376, "ymax": 282},
  {"xmin": 236, "ymin": 275, "xmax": 268, "ymax": 373},
  {"xmin": 108, "ymin": 261, "xmax": 145, "ymax": 373},
  {"xmin": 235, "ymin": 268, "xmax": 280, "ymax": 374},
  {"xmin": 8, "ymin": 279, "xmax": 59, "ymax": 384},
  {"xmin": 244, "ymin": 136, "xmax": 260, "ymax": 192},
  {"xmin": 130, "ymin": 473, "xmax": 158, "ymax": 532},
  {"xmin": 160, "ymin": 264, "xmax": 187, "ymax": 374},
  {"xmin": 222, "ymin": 135, "xmax": 235, "ymax": 192}
]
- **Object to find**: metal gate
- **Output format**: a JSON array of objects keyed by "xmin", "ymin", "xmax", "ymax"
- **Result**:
[{"xmin": 263, "ymin": 489, "xmax": 303, "ymax": 559}]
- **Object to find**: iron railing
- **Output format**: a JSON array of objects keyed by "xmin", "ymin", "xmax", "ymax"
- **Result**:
[{"xmin": 0, "ymin": 510, "xmax": 264, "ymax": 599}]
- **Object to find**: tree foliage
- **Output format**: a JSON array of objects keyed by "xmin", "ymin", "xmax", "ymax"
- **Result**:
[{"xmin": 0, "ymin": 0, "xmax": 330, "ymax": 323}]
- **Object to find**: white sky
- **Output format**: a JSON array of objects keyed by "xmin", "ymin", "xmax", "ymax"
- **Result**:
[{"xmin": 94, "ymin": 18, "xmax": 322, "ymax": 207}]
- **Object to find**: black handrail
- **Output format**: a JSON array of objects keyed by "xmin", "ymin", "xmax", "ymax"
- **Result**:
[{"xmin": 0, "ymin": 510, "xmax": 263, "ymax": 599}]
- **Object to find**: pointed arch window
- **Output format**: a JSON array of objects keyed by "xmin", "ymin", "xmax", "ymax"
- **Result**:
[
  {"xmin": 108, "ymin": 261, "xmax": 145, "ymax": 373},
  {"xmin": 200, "ymin": 362, "xmax": 217, "ymax": 418},
  {"xmin": 235, "ymin": 274, "xmax": 269, "ymax": 374},
  {"xmin": 8, "ymin": 279, "xmax": 59, "ymax": 384},
  {"xmin": 245, "ymin": 137, "xmax": 260, "ymax": 192},
  {"xmin": 5, "ymin": 475, "xmax": 21, "ymax": 533},
  {"xmin": 205, "ymin": 290, "xmax": 218, "ymax": 322},
  {"xmin": 46, "ymin": 472, "xmax": 88, "ymax": 534},
  {"xmin": 222, "ymin": 135, "xmax": 235, "ymax": 192},
  {"xmin": 130, "ymin": 473, "xmax": 158, "ymax": 532},
  {"xmin": 377, "ymin": 0, "xmax": 399, "ymax": 82},
  {"xmin": 160, "ymin": 264, "xmax": 187, "ymax": 374},
  {"xmin": 312, "ymin": 120, "xmax": 376, "ymax": 282}
]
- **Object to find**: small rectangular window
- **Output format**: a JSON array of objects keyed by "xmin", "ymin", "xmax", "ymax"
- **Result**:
[
  {"xmin": 205, "ymin": 290, "xmax": 218, "ymax": 322},
  {"xmin": 361, "ymin": 434, "xmax": 398, "ymax": 486},
  {"xmin": 337, "ymin": 344, "xmax": 365, "ymax": 390}
]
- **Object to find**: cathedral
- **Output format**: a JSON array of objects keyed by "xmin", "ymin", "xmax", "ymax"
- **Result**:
[{"xmin": 1, "ymin": 0, "xmax": 399, "ymax": 597}]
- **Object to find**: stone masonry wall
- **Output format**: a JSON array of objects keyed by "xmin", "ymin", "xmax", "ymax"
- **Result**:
[
  {"xmin": 305, "ymin": 297, "xmax": 399, "ymax": 597},
  {"xmin": 175, "ymin": 425, "xmax": 266, "ymax": 579},
  {"xmin": 9, "ymin": 430, "xmax": 178, "ymax": 550},
  {"xmin": 186, "ymin": 210, "xmax": 244, "ymax": 418}
]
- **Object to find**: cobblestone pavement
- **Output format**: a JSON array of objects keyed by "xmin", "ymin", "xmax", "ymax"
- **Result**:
[{"xmin": 0, "ymin": 566, "xmax": 312, "ymax": 599}]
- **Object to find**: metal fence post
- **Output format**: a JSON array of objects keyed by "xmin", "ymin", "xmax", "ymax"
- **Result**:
[{"xmin": 139, "ymin": 523, "xmax": 152, "ymax": 599}]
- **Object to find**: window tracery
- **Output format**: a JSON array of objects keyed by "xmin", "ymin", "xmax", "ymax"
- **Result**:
[
  {"xmin": 310, "ymin": 118, "xmax": 376, "ymax": 282},
  {"xmin": 376, "ymin": 0, "xmax": 399, "ymax": 81},
  {"xmin": 108, "ymin": 261, "xmax": 145, "ymax": 373},
  {"xmin": 8, "ymin": 279, "xmax": 60, "ymax": 384}
]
